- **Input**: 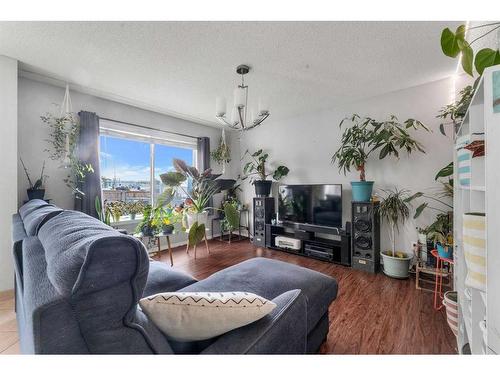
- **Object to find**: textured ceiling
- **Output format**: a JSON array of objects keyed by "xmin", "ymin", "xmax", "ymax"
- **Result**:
[{"xmin": 0, "ymin": 21, "xmax": 460, "ymax": 125}]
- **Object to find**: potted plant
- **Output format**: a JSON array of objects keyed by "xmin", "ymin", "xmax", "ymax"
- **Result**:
[
  {"xmin": 426, "ymin": 213, "xmax": 454, "ymax": 259},
  {"xmin": 42, "ymin": 112, "xmax": 94, "ymax": 198},
  {"xmin": 106, "ymin": 200, "xmax": 126, "ymax": 223},
  {"xmin": 331, "ymin": 114, "xmax": 428, "ymax": 202},
  {"xmin": 377, "ymin": 188, "xmax": 413, "ymax": 279},
  {"xmin": 126, "ymin": 200, "xmax": 146, "ymax": 220},
  {"xmin": 242, "ymin": 149, "xmax": 289, "ymax": 197},
  {"xmin": 151, "ymin": 205, "xmax": 181, "ymax": 235},
  {"xmin": 20, "ymin": 158, "xmax": 48, "ymax": 200},
  {"xmin": 211, "ymin": 131, "xmax": 231, "ymax": 170},
  {"xmin": 160, "ymin": 159, "xmax": 235, "ymax": 228},
  {"xmin": 135, "ymin": 204, "xmax": 155, "ymax": 236},
  {"xmin": 95, "ymin": 196, "xmax": 111, "ymax": 225}
]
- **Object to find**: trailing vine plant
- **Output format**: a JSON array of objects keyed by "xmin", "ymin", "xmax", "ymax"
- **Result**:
[
  {"xmin": 42, "ymin": 112, "xmax": 94, "ymax": 198},
  {"xmin": 211, "ymin": 136, "xmax": 231, "ymax": 165},
  {"xmin": 438, "ymin": 22, "xmax": 500, "ymax": 136}
]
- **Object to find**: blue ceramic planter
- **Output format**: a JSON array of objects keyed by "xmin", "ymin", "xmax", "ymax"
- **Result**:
[
  {"xmin": 351, "ymin": 181, "xmax": 374, "ymax": 202},
  {"xmin": 437, "ymin": 243, "xmax": 453, "ymax": 260}
]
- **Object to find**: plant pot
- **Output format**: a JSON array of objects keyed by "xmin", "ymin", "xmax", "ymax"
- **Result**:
[
  {"xmin": 162, "ymin": 224, "xmax": 174, "ymax": 235},
  {"xmin": 254, "ymin": 180, "xmax": 272, "ymax": 197},
  {"xmin": 436, "ymin": 243, "xmax": 453, "ymax": 260},
  {"xmin": 443, "ymin": 291, "xmax": 458, "ymax": 337},
  {"xmin": 381, "ymin": 252, "xmax": 413, "ymax": 279},
  {"xmin": 27, "ymin": 188, "xmax": 45, "ymax": 200},
  {"xmin": 351, "ymin": 181, "xmax": 374, "ymax": 202},
  {"xmin": 142, "ymin": 225, "xmax": 155, "ymax": 237},
  {"xmin": 186, "ymin": 211, "xmax": 209, "ymax": 229},
  {"xmin": 130, "ymin": 213, "xmax": 136, "ymax": 220}
]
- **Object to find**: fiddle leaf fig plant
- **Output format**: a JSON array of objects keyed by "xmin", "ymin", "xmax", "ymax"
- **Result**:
[{"xmin": 331, "ymin": 114, "xmax": 429, "ymax": 181}]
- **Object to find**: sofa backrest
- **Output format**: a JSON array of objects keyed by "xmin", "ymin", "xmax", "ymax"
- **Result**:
[{"xmin": 28, "ymin": 210, "xmax": 173, "ymax": 354}]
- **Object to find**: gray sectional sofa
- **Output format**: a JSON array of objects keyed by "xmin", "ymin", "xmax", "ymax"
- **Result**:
[{"xmin": 11, "ymin": 199, "xmax": 338, "ymax": 354}]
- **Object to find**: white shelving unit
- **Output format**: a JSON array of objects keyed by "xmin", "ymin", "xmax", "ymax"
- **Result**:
[{"xmin": 454, "ymin": 66, "xmax": 500, "ymax": 355}]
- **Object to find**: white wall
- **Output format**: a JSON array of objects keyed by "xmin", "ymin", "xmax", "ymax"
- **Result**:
[
  {"xmin": 238, "ymin": 76, "xmax": 458, "ymax": 254},
  {"xmin": 0, "ymin": 56, "xmax": 18, "ymax": 292},
  {"xmin": 17, "ymin": 76, "xmax": 239, "ymax": 247}
]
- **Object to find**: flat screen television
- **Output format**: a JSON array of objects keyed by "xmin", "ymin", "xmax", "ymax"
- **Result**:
[{"xmin": 278, "ymin": 184, "xmax": 342, "ymax": 229}]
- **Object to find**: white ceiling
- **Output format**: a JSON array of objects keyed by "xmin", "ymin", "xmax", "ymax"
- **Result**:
[{"xmin": 0, "ymin": 21, "xmax": 460, "ymax": 126}]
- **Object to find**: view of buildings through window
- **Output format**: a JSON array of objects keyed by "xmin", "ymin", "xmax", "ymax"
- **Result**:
[{"xmin": 99, "ymin": 134, "xmax": 195, "ymax": 219}]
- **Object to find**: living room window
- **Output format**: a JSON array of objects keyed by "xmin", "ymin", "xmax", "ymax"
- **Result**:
[{"xmin": 99, "ymin": 122, "xmax": 197, "ymax": 222}]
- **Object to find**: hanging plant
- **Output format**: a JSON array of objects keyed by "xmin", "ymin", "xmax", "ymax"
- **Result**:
[
  {"xmin": 211, "ymin": 134, "xmax": 231, "ymax": 165},
  {"xmin": 42, "ymin": 111, "xmax": 94, "ymax": 197}
]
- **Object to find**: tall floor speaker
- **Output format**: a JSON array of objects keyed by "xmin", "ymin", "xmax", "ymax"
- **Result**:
[
  {"xmin": 253, "ymin": 197, "xmax": 275, "ymax": 246},
  {"xmin": 351, "ymin": 201, "xmax": 380, "ymax": 273}
]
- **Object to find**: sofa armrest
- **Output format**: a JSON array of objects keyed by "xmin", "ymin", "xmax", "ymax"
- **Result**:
[
  {"xmin": 201, "ymin": 289, "xmax": 307, "ymax": 354},
  {"xmin": 142, "ymin": 260, "xmax": 197, "ymax": 297}
]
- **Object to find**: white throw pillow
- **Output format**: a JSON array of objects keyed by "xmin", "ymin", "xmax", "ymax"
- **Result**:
[{"xmin": 139, "ymin": 291, "xmax": 276, "ymax": 342}]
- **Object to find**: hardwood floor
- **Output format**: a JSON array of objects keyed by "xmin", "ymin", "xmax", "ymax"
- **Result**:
[{"xmin": 0, "ymin": 238, "xmax": 457, "ymax": 354}]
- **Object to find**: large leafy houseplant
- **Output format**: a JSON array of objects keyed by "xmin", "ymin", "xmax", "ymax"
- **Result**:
[
  {"xmin": 377, "ymin": 188, "xmax": 413, "ymax": 279},
  {"xmin": 160, "ymin": 159, "xmax": 237, "ymax": 246},
  {"xmin": 241, "ymin": 149, "xmax": 289, "ymax": 197},
  {"xmin": 441, "ymin": 22, "xmax": 500, "ymax": 80},
  {"xmin": 331, "ymin": 114, "xmax": 429, "ymax": 201}
]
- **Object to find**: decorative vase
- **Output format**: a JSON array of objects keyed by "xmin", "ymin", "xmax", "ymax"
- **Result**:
[
  {"xmin": 254, "ymin": 180, "xmax": 272, "ymax": 197},
  {"xmin": 381, "ymin": 252, "xmax": 413, "ymax": 279},
  {"xmin": 186, "ymin": 211, "xmax": 209, "ymax": 229},
  {"xmin": 351, "ymin": 181, "xmax": 374, "ymax": 202},
  {"xmin": 27, "ymin": 188, "xmax": 45, "ymax": 200}
]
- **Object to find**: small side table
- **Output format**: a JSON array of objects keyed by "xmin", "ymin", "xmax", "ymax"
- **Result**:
[
  {"xmin": 431, "ymin": 249, "xmax": 454, "ymax": 310},
  {"xmin": 134, "ymin": 233, "xmax": 174, "ymax": 266}
]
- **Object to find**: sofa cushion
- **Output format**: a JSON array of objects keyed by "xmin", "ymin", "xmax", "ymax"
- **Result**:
[
  {"xmin": 140, "ymin": 291, "xmax": 276, "ymax": 342},
  {"xmin": 18, "ymin": 199, "xmax": 51, "ymax": 220},
  {"xmin": 37, "ymin": 210, "xmax": 173, "ymax": 354},
  {"xmin": 179, "ymin": 258, "xmax": 338, "ymax": 330},
  {"xmin": 22, "ymin": 205, "xmax": 63, "ymax": 236},
  {"xmin": 143, "ymin": 260, "xmax": 197, "ymax": 297}
]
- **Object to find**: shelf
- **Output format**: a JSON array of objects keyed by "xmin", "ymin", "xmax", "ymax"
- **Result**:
[{"xmin": 459, "ymin": 185, "xmax": 485, "ymax": 192}]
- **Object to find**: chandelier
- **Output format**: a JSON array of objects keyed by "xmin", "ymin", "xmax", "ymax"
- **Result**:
[{"xmin": 215, "ymin": 64, "xmax": 270, "ymax": 131}]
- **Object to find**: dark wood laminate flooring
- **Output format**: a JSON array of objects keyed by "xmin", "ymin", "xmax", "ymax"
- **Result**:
[{"xmin": 155, "ymin": 239, "xmax": 457, "ymax": 354}]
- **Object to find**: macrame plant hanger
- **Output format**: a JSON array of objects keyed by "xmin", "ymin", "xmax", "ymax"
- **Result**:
[
  {"xmin": 60, "ymin": 84, "xmax": 73, "ymax": 166},
  {"xmin": 221, "ymin": 128, "xmax": 227, "ymax": 174}
]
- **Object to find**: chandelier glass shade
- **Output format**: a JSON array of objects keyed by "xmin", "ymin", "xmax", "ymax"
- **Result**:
[{"xmin": 215, "ymin": 64, "xmax": 269, "ymax": 131}]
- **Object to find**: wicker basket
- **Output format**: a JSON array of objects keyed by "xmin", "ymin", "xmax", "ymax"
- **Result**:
[{"xmin": 443, "ymin": 291, "xmax": 458, "ymax": 337}]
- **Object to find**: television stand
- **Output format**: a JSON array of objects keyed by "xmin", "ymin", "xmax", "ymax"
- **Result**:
[{"xmin": 265, "ymin": 223, "xmax": 351, "ymax": 266}]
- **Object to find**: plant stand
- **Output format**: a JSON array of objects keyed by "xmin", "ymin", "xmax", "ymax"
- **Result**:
[
  {"xmin": 431, "ymin": 249, "xmax": 454, "ymax": 311},
  {"xmin": 133, "ymin": 233, "xmax": 174, "ymax": 266},
  {"xmin": 415, "ymin": 260, "xmax": 453, "ymax": 293},
  {"xmin": 185, "ymin": 228, "xmax": 210, "ymax": 259}
]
